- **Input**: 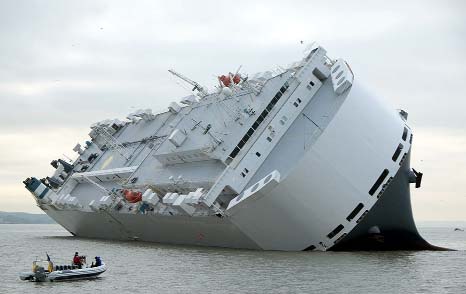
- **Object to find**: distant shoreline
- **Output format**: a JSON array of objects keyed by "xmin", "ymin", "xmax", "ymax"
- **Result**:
[{"xmin": 0, "ymin": 211, "xmax": 56, "ymax": 224}]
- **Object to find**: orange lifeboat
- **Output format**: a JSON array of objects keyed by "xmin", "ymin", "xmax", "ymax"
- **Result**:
[
  {"xmin": 123, "ymin": 189, "xmax": 142, "ymax": 203},
  {"xmin": 219, "ymin": 74, "xmax": 241, "ymax": 87}
]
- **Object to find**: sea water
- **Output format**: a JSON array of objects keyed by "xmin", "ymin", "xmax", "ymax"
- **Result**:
[{"xmin": 0, "ymin": 223, "xmax": 465, "ymax": 293}]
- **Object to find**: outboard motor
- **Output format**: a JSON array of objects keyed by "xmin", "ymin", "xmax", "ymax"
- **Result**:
[{"xmin": 33, "ymin": 266, "xmax": 46, "ymax": 282}]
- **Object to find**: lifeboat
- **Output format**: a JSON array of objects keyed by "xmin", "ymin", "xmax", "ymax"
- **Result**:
[
  {"xmin": 123, "ymin": 189, "xmax": 142, "ymax": 203},
  {"xmin": 219, "ymin": 74, "xmax": 241, "ymax": 87}
]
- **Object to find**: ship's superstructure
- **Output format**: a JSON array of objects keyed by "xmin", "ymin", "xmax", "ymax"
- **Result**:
[{"xmin": 24, "ymin": 43, "xmax": 433, "ymax": 251}]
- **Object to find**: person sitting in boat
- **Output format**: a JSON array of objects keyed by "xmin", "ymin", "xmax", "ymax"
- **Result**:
[
  {"xmin": 73, "ymin": 252, "xmax": 82, "ymax": 269},
  {"xmin": 92, "ymin": 256, "xmax": 102, "ymax": 267}
]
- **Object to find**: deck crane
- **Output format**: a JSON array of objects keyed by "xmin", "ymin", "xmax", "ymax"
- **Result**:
[{"xmin": 168, "ymin": 69, "xmax": 209, "ymax": 97}]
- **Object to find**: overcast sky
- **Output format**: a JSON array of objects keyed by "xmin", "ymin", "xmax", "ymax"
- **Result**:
[{"xmin": 0, "ymin": 0, "xmax": 465, "ymax": 221}]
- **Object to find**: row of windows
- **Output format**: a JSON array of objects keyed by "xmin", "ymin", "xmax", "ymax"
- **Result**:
[{"xmin": 229, "ymin": 81, "xmax": 290, "ymax": 160}]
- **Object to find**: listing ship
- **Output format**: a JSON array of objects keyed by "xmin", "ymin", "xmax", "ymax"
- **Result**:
[{"xmin": 24, "ymin": 43, "xmax": 436, "ymax": 251}]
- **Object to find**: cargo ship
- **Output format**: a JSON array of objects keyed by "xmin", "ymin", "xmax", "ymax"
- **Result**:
[{"xmin": 24, "ymin": 43, "xmax": 435, "ymax": 251}]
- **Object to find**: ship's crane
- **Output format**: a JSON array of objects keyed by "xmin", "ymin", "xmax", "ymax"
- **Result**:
[{"xmin": 168, "ymin": 69, "xmax": 209, "ymax": 97}]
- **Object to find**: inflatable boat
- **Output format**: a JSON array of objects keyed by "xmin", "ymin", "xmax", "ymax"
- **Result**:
[{"xmin": 20, "ymin": 256, "xmax": 106, "ymax": 282}]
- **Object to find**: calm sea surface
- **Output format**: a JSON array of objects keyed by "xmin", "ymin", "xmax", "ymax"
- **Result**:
[{"xmin": 0, "ymin": 224, "xmax": 465, "ymax": 294}]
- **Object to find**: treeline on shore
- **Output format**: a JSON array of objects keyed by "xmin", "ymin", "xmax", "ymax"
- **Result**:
[{"xmin": 0, "ymin": 211, "xmax": 55, "ymax": 224}]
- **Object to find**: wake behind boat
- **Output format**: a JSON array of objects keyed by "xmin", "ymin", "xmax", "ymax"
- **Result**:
[{"xmin": 20, "ymin": 254, "xmax": 106, "ymax": 282}]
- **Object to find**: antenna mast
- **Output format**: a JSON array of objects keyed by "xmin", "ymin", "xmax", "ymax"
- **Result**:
[{"xmin": 168, "ymin": 69, "xmax": 209, "ymax": 97}]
